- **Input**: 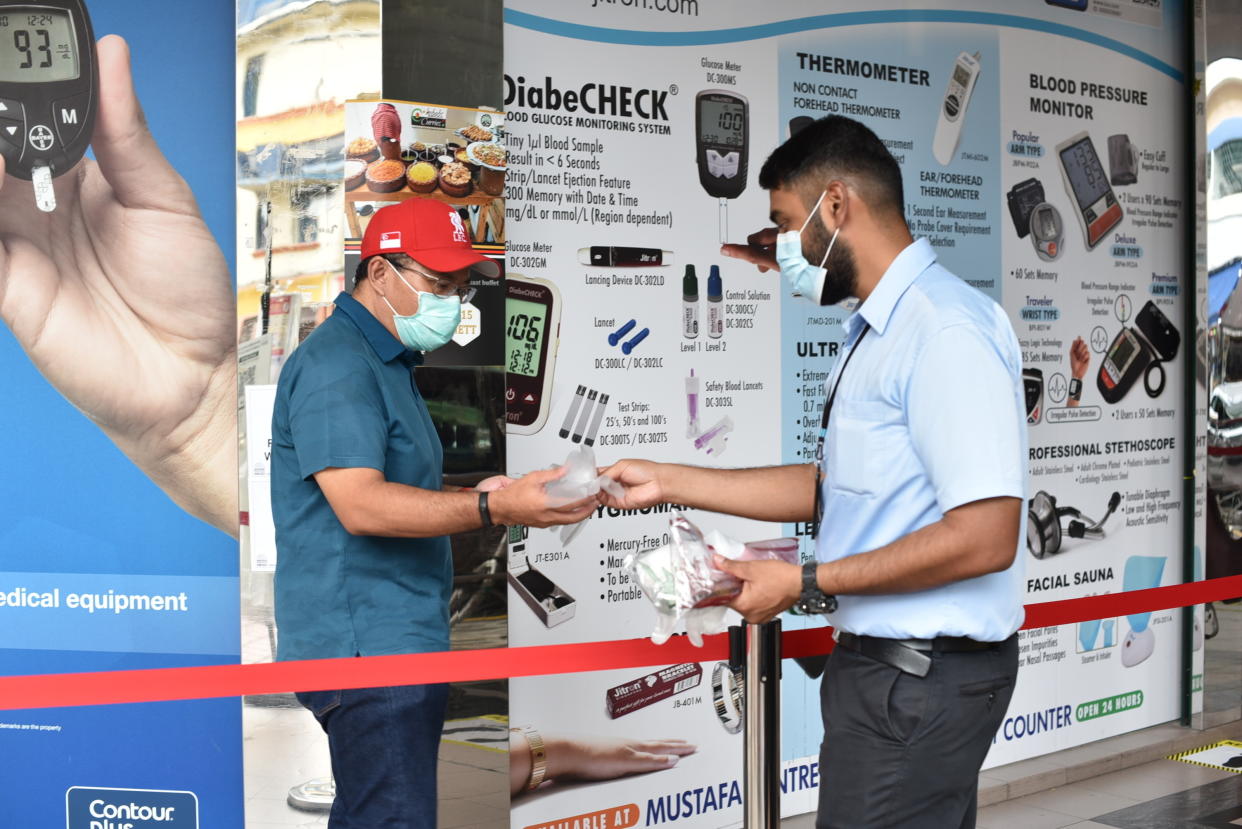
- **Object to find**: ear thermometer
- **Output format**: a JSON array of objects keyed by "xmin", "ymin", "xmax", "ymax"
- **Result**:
[
  {"xmin": 505, "ymin": 274, "xmax": 560, "ymax": 435},
  {"xmin": 1057, "ymin": 132, "xmax": 1123, "ymax": 250},
  {"xmin": 0, "ymin": 0, "xmax": 97, "ymax": 212},
  {"xmin": 932, "ymin": 51, "xmax": 980, "ymax": 166},
  {"xmin": 695, "ymin": 89, "xmax": 748, "ymax": 243}
]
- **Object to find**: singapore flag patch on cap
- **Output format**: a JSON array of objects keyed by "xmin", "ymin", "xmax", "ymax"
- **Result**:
[{"xmin": 379, "ymin": 231, "xmax": 402, "ymax": 250}]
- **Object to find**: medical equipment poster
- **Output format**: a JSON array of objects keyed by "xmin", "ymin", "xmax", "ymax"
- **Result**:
[
  {"xmin": 502, "ymin": 1, "xmax": 1196, "ymax": 825},
  {"xmin": 0, "ymin": 2, "xmax": 242, "ymax": 827}
]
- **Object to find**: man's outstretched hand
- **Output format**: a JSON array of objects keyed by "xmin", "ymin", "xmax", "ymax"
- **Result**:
[{"xmin": 0, "ymin": 36, "xmax": 237, "ymax": 534}]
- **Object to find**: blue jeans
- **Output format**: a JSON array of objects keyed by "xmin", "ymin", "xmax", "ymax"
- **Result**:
[{"xmin": 296, "ymin": 683, "xmax": 449, "ymax": 829}]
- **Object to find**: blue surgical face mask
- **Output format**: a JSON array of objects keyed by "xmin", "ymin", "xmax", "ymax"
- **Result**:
[
  {"xmin": 775, "ymin": 190, "xmax": 839, "ymax": 304},
  {"xmin": 380, "ymin": 261, "xmax": 462, "ymax": 352}
]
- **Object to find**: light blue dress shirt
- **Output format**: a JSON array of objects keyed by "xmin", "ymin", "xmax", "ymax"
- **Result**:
[{"xmin": 817, "ymin": 238, "xmax": 1027, "ymax": 641}]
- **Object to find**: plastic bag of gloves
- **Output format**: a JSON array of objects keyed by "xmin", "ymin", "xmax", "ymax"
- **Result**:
[
  {"xmin": 624, "ymin": 512, "xmax": 799, "ymax": 646},
  {"xmin": 543, "ymin": 446, "xmax": 627, "ymax": 545}
]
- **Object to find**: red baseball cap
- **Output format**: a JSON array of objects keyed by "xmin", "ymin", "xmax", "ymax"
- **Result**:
[{"xmin": 360, "ymin": 199, "xmax": 500, "ymax": 277}]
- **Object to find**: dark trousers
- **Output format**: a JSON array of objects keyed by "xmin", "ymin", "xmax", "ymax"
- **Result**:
[
  {"xmin": 816, "ymin": 636, "xmax": 1019, "ymax": 829},
  {"xmin": 296, "ymin": 683, "xmax": 450, "ymax": 829}
]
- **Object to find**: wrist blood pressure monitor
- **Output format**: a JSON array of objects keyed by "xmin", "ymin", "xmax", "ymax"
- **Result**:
[
  {"xmin": 695, "ymin": 89, "xmax": 748, "ymax": 242},
  {"xmin": 0, "ymin": 0, "xmax": 97, "ymax": 212},
  {"xmin": 505, "ymin": 274, "xmax": 560, "ymax": 435}
]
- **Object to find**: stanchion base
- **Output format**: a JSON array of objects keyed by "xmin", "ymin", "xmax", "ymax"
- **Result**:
[{"xmin": 287, "ymin": 777, "xmax": 335, "ymax": 813}]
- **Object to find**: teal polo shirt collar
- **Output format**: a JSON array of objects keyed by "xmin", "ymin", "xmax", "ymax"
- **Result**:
[{"xmin": 333, "ymin": 291, "xmax": 425, "ymax": 368}]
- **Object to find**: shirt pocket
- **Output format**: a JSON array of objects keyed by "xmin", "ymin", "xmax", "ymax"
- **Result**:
[{"xmin": 827, "ymin": 399, "xmax": 901, "ymax": 496}]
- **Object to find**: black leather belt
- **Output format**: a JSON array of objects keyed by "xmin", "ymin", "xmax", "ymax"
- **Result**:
[{"xmin": 835, "ymin": 632, "xmax": 1004, "ymax": 678}]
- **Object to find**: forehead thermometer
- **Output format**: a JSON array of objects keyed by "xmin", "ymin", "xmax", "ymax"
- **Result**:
[
  {"xmin": 505, "ymin": 274, "xmax": 560, "ymax": 435},
  {"xmin": 695, "ymin": 89, "xmax": 747, "ymax": 243},
  {"xmin": 0, "ymin": 0, "xmax": 97, "ymax": 212},
  {"xmin": 932, "ymin": 51, "xmax": 980, "ymax": 166}
]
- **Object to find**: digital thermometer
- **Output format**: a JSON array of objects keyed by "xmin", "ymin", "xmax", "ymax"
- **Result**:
[
  {"xmin": 505, "ymin": 274, "xmax": 560, "ymax": 435},
  {"xmin": 0, "ymin": 0, "xmax": 97, "ymax": 212},
  {"xmin": 1057, "ymin": 132, "xmax": 1123, "ymax": 250},
  {"xmin": 932, "ymin": 51, "xmax": 980, "ymax": 166},
  {"xmin": 695, "ymin": 89, "xmax": 747, "ymax": 242}
]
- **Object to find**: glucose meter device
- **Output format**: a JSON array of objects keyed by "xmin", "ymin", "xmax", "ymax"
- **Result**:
[
  {"xmin": 932, "ymin": 51, "xmax": 980, "ymax": 166},
  {"xmin": 695, "ymin": 89, "xmax": 748, "ymax": 242},
  {"xmin": 1057, "ymin": 132, "xmax": 1123, "ymax": 250},
  {"xmin": 505, "ymin": 274, "xmax": 560, "ymax": 435},
  {"xmin": 1029, "ymin": 202, "xmax": 1063, "ymax": 261},
  {"xmin": 0, "ymin": 0, "xmax": 97, "ymax": 212}
]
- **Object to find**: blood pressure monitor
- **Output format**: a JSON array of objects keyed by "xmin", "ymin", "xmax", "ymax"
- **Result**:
[
  {"xmin": 1097, "ymin": 327, "xmax": 1151, "ymax": 404},
  {"xmin": 1057, "ymin": 132, "xmax": 1123, "ymax": 250},
  {"xmin": 0, "ymin": 0, "xmax": 97, "ymax": 212},
  {"xmin": 695, "ymin": 89, "xmax": 748, "ymax": 242},
  {"xmin": 505, "ymin": 274, "xmax": 560, "ymax": 435}
]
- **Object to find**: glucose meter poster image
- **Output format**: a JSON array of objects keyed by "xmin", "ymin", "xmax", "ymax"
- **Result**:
[{"xmin": 0, "ymin": 0, "xmax": 241, "ymax": 825}]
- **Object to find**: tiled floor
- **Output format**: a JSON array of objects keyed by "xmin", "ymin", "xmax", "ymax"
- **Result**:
[{"xmin": 778, "ymin": 758, "xmax": 1241, "ymax": 827}]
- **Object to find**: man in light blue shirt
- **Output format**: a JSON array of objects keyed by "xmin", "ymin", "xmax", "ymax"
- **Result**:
[{"xmin": 604, "ymin": 116, "xmax": 1024, "ymax": 828}]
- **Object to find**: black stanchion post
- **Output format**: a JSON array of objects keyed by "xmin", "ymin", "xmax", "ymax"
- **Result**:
[{"xmin": 744, "ymin": 620, "xmax": 782, "ymax": 828}]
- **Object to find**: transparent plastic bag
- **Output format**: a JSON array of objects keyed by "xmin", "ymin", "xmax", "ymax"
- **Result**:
[
  {"xmin": 624, "ymin": 512, "xmax": 799, "ymax": 645},
  {"xmin": 543, "ymin": 446, "xmax": 626, "ymax": 545}
]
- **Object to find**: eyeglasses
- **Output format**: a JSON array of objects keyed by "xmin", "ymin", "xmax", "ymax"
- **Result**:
[{"xmin": 398, "ymin": 262, "xmax": 477, "ymax": 303}]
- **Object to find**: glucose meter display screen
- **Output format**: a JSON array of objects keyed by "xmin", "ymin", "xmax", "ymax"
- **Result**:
[
  {"xmin": 1060, "ymin": 137, "xmax": 1110, "ymax": 209},
  {"xmin": 0, "ymin": 8, "xmax": 78, "ymax": 82},
  {"xmin": 506, "ymin": 297, "xmax": 546, "ymax": 377},
  {"xmin": 701, "ymin": 100, "xmax": 745, "ymax": 147}
]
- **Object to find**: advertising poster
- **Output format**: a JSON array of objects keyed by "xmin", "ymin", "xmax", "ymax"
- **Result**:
[
  {"xmin": 0, "ymin": 2, "xmax": 242, "ymax": 827},
  {"xmin": 502, "ymin": 2, "xmax": 1196, "ymax": 825}
]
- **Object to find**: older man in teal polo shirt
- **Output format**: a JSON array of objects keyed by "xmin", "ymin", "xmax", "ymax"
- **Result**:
[{"xmin": 271, "ymin": 199, "xmax": 598, "ymax": 828}]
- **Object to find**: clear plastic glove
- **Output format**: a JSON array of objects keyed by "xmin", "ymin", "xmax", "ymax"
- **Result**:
[
  {"xmin": 624, "ymin": 512, "xmax": 798, "ymax": 646},
  {"xmin": 543, "ymin": 446, "xmax": 626, "ymax": 544}
]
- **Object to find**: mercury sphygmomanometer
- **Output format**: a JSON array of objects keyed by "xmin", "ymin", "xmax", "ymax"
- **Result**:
[
  {"xmin": 505, "ymin": 274, "xmax": 561, "ymax": 435},
  {"xmin": 1027, "ymin": 489, "xmax": 1121, "ymax": 559},
  {"xmin": 695, "ymin": 89, "xmax": 748, "ymax": 243},
  {"xmin": 0, "ymin": 0, "xmax": 97, "ymax": 213},
  {"xmin": 1097, "ymin": 300, "xmax": 1180, "ymax": 404}
]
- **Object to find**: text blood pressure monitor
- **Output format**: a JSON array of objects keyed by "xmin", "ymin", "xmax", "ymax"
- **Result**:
[
  {"xmin": 505, "ymin": 274, "xmax": 560, "ymax": 435},
  {"xmin": 695, "ymin": 89, "xmax": 748, "ymax": 242},
  {"xmin": 1057, "ymin": 132, "xmax": 1123, "ymax": 249},
  {"xmin": 0, "ymin": 0, "xmax": 97, "ymax": 212}
]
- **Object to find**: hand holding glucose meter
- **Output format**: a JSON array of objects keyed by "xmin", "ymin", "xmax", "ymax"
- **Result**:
[
  {"xmin": 695, "ymin": 89, "xmax": 748, "ymax": 243},
  {"xmin": 0, "ymin": 0, "xmax": 97, "ymax": 212},
  {"xmin": 505, "ymin": 274, "xmax": 561, "ymax": 435}
]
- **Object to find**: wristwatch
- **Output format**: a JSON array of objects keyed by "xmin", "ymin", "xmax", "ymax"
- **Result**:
[
  {"xmin": 1068, "ymin": 377, "xmax": 1082, "ymax": 402},
  {"xmin": 795, "ymin": 561, "xmax": 837, "ymax": 615}
]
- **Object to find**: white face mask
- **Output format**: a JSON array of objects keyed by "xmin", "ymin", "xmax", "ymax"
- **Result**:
[{"xmin": 774, "ymin": 190, "xmax": 839, "ymax": 304}]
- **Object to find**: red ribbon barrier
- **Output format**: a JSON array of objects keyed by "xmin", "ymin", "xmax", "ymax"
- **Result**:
[{"xmin": 1, "ymin": 574, "xmax": 1240, "ymax": 712}]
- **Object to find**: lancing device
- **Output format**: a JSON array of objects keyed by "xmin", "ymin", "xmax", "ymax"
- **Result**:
[
  {"xmin": 572, "ymin": 389, "xmax": 598, "ymax": 443},
  {"xmin": 0, "ymin": 0, "xmax": 99, "ymax": 213},
  {"xmin": 559, "ymin": 384, "xmax": 587, "ymax": 439},
  {"xmin": 584, "ymin": 393, "xmax": 608, "ymax": 446},
  {"xmin": 578, "ymin": 246, "xmax": 673, "ymax": 267}
]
